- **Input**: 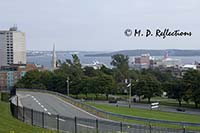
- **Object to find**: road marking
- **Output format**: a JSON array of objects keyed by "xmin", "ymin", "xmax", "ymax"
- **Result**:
[
  {"xmin": 56, "ymin": 118, "xmax": 66, "ymax": 122},
  {"xmin": 77, "ymin": 123, "xmax": 94, "ymax": 129},
  {"xmin": 19, "ymin": 93, "xmax": 53, "ymax": 118},
  {"xmin": 59, "ymin": 118, "xmax": 65, "ymax": 122},
  {"xmin": 47, "ymin": 112, "xmax": 51, "ymax": 115}
]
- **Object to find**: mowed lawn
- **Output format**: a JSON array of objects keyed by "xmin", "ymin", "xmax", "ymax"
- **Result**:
[
  {"xmin": 86, "ymin": 102, "xmax": 200, "ymax": 123},
  {"xmin": 0, "ymin": 100, "xmax": 54, "ymax": 133}
]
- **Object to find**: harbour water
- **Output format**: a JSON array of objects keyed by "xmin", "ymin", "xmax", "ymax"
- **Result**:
[{"xmin": 27, "ymin": 52, "xmax": 200, "ymax": 69}]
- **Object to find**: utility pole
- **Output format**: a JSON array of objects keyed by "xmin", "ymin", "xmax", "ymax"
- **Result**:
[
  {"xmin": 128, "ymin": 79, "xmax": 132, "ymax": 108},
  {"xmin": 66, "ymin": 77, "xmax": 70, "ymax": 96},
  {"xmin": 126, "ymin": 79, "xmax": 132, "ymax": 108}
]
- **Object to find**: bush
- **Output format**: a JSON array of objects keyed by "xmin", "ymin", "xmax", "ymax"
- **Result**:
[
  {"xmin": 71, "ymin": 93, "xmax": 107, "ymax": 101},
  {"xmin": 1, "ymin": 92, "xmax": 10, "ymax": 102}
]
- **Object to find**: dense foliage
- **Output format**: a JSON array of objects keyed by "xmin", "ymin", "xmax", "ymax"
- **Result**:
[{"xmin": 15, "ymin": 54, "xmax": 200, "ymax": 108}]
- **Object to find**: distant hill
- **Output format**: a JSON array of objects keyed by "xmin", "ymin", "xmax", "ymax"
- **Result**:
[{"xmin": 85, "ymin": 49, "xmax": 200, "ymax": 57}]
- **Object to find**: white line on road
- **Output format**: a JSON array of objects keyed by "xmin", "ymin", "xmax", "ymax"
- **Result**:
[
  {"xmin": 20, "ymin": 93, "xmax": 53, "ymax": 118},
  {"xmin": 59, "ymin": 118, "xmax": 65, "ymax": 122},
  {"xmin": 77, "ymin": 123, "xmax": 94, "ymax": 129},
  {"xmin": 56, "ymin": 118, "xmax": 66, "ymax": 122},
  {"xmin": 47, "ymin": 112, "xmax": 51, "ymax": 115}
]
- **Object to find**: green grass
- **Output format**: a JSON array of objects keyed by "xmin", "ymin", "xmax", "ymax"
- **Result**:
[
  {"xmin": 85, "ymin": 102, "xmax": 200, "ymax": 131},
  {"xmin": 0, "ymin": 96, "xmax": 54, "ymax": 133},
  {"xmin": 71, "ymin": 93, "xmax": 198, "ymax": 109},
  {"xmin": 86, "ymin": 102, "xmax": 200, "ymax": 123},
  {"xmin": 16, "ymin": 90, "xmax": 200, "ymax": 131},
  {"xmin": 140, "ymin": 97, "xmax": 197, "ymax": 109}
]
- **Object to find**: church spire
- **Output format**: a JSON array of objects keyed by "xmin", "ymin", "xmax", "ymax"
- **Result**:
[{"xmin": 51, "ymin": 44, "xmax": 57, "ymax": 70}]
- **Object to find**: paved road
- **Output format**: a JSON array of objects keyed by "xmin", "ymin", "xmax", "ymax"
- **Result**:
[
  {"xmin": 16, "ymin": 92, "xmax": 103, "ymax": 132},
  {"xmin": 16, "ymin": 92, "xmax": 131, "ymax": 133},
  {"xmin": 15, "ymin": 91, "xmax": 186, "ymax": 133},
  {"xmin": 17, "ymin": 91, "xmax": 97, "ymax": 119}
]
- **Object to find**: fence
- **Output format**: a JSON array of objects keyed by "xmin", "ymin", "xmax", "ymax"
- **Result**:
[
  {"xmin": 11, "ymin": 101, "xmax": 188, "ymax": 133},
  {"xmin": 14, "ymin": 88, "xmax": 200, "ymax": 133}
]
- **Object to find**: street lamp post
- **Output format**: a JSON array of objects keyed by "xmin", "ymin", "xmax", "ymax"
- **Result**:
[
  {"xmin": 129, "ymin": 79, "xmax": 132, "ymax": 108},
  {"xmin": 126, "ymin": 79, "xmax": 138, "ymax": 108},
  {"xmin": 126, "ymin": 78, "xmax": 132, "ymax": 108},
  {"xmin": 128, "ymin": 79, "xmax": 132, "ymax": 108},
  {"xmin": 66, "ymin": 77, "xmax": 70, "ymax": 96}
]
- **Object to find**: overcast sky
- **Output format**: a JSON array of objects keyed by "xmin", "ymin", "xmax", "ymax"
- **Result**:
[{"xmin": 0, "ymin": 0, "xmax": 199, "ymax": 51}]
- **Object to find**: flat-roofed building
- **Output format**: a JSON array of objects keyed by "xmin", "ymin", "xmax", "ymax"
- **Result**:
[
  {"xmin": 0, "ymin": 64, "xmax": 45, "ymax": 90},
  {"xmin": 0, "ymin": 26, "xmax": 26, "ymax": 67}
]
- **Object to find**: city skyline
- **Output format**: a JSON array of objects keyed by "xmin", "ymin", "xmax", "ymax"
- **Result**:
[{"xmin": 0, "ymin": 0, "xmax": 199, "ymax": 51}]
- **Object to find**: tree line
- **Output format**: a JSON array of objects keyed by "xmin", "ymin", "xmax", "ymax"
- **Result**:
[{"xmin": 15, "ymin": 54, "xmax": 200, "ymax": 108}]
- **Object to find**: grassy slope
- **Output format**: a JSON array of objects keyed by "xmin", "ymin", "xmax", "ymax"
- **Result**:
[
  {"xmin": 86, "ymin": 102, "xmax": 200, "ymax": 123},
  {"xmin": 0, "ymin": 100, "xmax": 54, "ymax": 133}
]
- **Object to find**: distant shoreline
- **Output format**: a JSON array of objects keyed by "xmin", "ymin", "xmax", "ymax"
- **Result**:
[
  {"xmin": 26, "ymin": 49, "xmax": 200, "ymax": 57},
  {"xmin": 84, "ymin": 49, "xmax": 200, "ymax": 57}
]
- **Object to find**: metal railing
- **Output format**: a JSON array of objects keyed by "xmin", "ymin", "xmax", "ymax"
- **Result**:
[
  {"xmin": 10, "ymin": 101, "xmax": 187, "ymax": 133},
  {"xmin": 14, "ymin": 88, "xmax": 200, "ymax": 133}
]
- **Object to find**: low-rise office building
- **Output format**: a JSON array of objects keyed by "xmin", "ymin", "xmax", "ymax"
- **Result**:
[{"xmin": 0, "ymin": 64, "xmax": 45, "ymax": 90}]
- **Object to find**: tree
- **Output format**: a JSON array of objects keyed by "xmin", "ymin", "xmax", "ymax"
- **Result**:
[
  {"xmin": 98, "ymin": 74, "xmax": 116, "ymax": 100},
  {"xmin": 40, "ymin": 71, "xmax": 54, "ymax": 90},
  {"xmin": 111, "ymin": 54, "xmax": 129, "ymax": 78},
  {"xmin": 183, "ymin": 69, "xmax": 200, "ymax": 108},
  {"xmin": 80, "ymin": 76, "xmax": 92, "ymax": 98},
  {"xmin": 72, "ymin": 54, "xmax": 81, "ymax": 67},
  {"xmin": 141, "ymin": 68, "xmax": 174, "ymax": 83},
  {"xmin": 100, "ymin": 65, "xmax": 113, "ymax": 75},
  {"xmin": 132, "ymin": 79, "xmax": 145, "ymax": 102},
  {"xmin": 83, "ymin": 66, "xmax": 98, "ymax": 77},
  {"xmin": 15, "ymin": 70, "xmax": 44, "ymax": 89},
  {"xmin": 54, "ymin": 54, "xmax": 84, "ymax": 96},
  {"xmin": 134, "ymin": 74, "xmax": 161, "ymax": 103},
  {"xmin": 165, "ymin": 79, "xmax": 184, "ymax": 106},
  {"xmin": 111, "ymin": 54, "xmax": 130, "ymax": 94}
]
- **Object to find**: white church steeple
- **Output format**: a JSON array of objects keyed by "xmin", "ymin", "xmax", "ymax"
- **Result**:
[{"xmin": 51, "ymin": 44, "xmax": 57, "ymax": 70}]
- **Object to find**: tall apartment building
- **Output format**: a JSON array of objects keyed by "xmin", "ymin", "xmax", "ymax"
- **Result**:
[{"xmin": 0, "ymin": 26, "xmax": 26, "ymax": 67}]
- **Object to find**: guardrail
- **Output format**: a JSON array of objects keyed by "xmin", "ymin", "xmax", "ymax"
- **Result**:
[
  {"xmin": 16, "ymin": 88, "xmax": 200, "ymax": 132},
  {"xmin": 11, "ymin": 101, "xmax": 185, "ymax": 133}
]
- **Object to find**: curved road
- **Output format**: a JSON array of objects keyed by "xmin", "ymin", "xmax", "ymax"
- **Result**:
[
  {"xmin": 17, "ymin": 91, "xmax": 97, "ymax": 119},
  {"xmin": 15, "ymin": 91, "xmax": 184, "ymax": 133},
  {"xmin": 16, "ymin": 91, "xmax": 103, "ymax": 132}
]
